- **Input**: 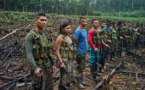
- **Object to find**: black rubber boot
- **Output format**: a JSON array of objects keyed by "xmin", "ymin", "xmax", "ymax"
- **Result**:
[{"xmin": 90, "ymin": 67, "xmax": 96, "ymax": 79}]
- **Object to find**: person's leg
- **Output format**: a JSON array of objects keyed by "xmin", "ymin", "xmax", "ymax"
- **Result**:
[
  {"xmin": 89, "ymin": 47, "xmax": 97, "ymax": 79},
  {"xmin": 44, "ymin": 66, "xmax": 53, "ymax": 90},
  {"xmin": 81, "ymin": 55, "xmax": 88, "ymax": 85},
  {"xmin": 75, "ymin": 54, "xmax": 86, "ymax": 89},
  {"xmin": 58, "ymin": 68, "xmax": 66, "ymax": 90},
  {"xmin": 70, "ymin": 59, "xmax": 75, "ymax": 82},
  {"xmin": 66, "ymin": 60, "xmax": 73, "ymax": 88},
  {"xmin": 97, "ymin": 49, "xmax": 103, "ymax": 74}
]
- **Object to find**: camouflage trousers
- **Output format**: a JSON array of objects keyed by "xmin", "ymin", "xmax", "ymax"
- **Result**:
[
  {"xmin": 75, "ymin": 54, "xmax": 86, "ymax": 77},
  {"xmin": 30, "ymin": 61, "xmax": 53, "ymax": 90},
  {"xmin": 59, "ymin": 59, "xmax": 74, "ymax": 90}
]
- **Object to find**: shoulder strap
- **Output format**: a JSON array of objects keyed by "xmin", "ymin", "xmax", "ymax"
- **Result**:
[{"xmin": 30, "ymin": 29, "xmax": 40, "ymax": 38}]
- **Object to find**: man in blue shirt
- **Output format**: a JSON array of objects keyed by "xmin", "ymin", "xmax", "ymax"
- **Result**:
[{"xmin": 74, "ymin": 17, "xmax": 88, "ymax": 89}]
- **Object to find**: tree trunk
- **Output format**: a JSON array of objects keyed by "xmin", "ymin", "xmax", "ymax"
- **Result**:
[
  {"xmin": 40, "ymin": 0, "xmax": 42, "ymax": 12},
  {"xmin": 132, "ymin": 0, "xmax": 134, "ymax": 9},
  {"xmin": 23, "ymin": 5, "xmax": 25, "ymax": 12},
  {"xmin": 4, "ymin": 0, "xmax": 6, "ymax": 9}
]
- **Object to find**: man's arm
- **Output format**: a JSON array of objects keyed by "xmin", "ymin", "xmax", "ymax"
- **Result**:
[
  {"xmin": 25, "ymin": 33, "xmax": 38, "ymax": 72},
  {"xmin": 102, "ymin": 40, "xmax": 110, "ymax": 48},
  {"xmin": 74, "ymin": 29, "xmax": 80, "ymax": 45},
  {"xmin": 88, "ymin": 30, "xmax": 96, "ymax": 49}
]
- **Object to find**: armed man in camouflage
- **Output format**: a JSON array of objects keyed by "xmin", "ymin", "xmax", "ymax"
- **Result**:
[
  {"xmin": 101, "ymin": 21, "xmax": 112, "ymax": 65},
  {"xmin": 131, "ymin": 23, "xmax": 137, "ymax": 49},
  {"xmin": 122, "ymin": 22, "xmax": 130, "ymax": 50},
  {"xmin": 110, "ymin": 22, "xmax": 118, "ymax": 60},
  {"xmin": 99, "ymin": 21, "xmax": 110, "ymax": 73},
  {"xmin": 135, "ymin": 24, "xmax": 145, "ymax": 49},
  {"xmin": 25, "ymin": 13, "xmax": 56, "ymax": 90},
  {"xmin": 116, "ymin": 21, "xmax": 124, "ymax": 56},
  {"xmin": 55, "ymin": 22, "xmax": 76, "ymax": 90}
]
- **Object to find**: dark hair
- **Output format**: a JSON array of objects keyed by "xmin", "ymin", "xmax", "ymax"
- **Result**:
[
  {"xmin": 91, "ymin": 19, "xmax": 98, "ymax": 24},
  {"xmin": 59, "ymin": 22, "xmax": 70, "ymax": 35},
  {"xmin": 79, "ymin": 17, "xmax": 87, "ymax": 24},
  {"xmin": 111, "ymin": 21, "xmax": 116, "ymax": 25},
  {"xmin": 35, "ymin": 13, "xmax": 46, "ymax": 19},
  {"xmin": 117, "ymin": 21, "xmax": 122, "ymax": 26},
  {"xmin": 99, "ymin": 21, "xmax": 106, "ymax": 26},
  {"xmin": 139, "ymin": 23, "xmax": 144, "ymax": 28}
]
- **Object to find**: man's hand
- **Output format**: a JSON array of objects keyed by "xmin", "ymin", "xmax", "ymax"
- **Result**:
[
  {"xmin": 60, "ymin": 62, "xmax": 66, "ymax": 69},
  {"xmin": 52, "ymin": 66, "xmax": 57, "ymax": 73},
  {"xmin": 94, "ymin": 48, "xmax": 98, "ymax": 52},
  {"xmin": 35, "ymin": 68, "xmax": 43, "ymax": 77},
  {"xmin": 120, "ymin": 36, "xmax": 123, "ymax": 39},
  {"xmin": 105, "ymin": 44, "xmax": 110, "ymax": 48},
  {"xmin": 107, "ymin": 40, "xmax": 111, "ymax": 43},
  {"xmin": 137, "ymin": 33, "xmax": 140, "ymax": 35}
]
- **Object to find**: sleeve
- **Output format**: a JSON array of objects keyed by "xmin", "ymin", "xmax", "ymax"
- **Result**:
[
  {"xmin": 25, "ymin": 33, "xmax": 38, "ymax": 72},
  {"xmin": 74, "ymin": 29, "xmax": 80, "ymax": 39},
  {"xmin": 88, "ymin": 30, "xmax": 96, "ymax": 49}
]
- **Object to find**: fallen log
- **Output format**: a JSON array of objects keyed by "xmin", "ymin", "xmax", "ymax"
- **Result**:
[
  {"xmin": 125, "ymin": 50, "xmax": 142, "ymax": 59},
  {"xmin": 117, "ymin": 71, "xmax": 145, "ymax": 77},
  {"xmin": 0, "ymin": 23, "xmax": 32, "ymax": 41},
  {"xmin": 93, "ymin": 60, "xmax": 123, "ymax": 90},
  {"xmin": 5, "ymin": 83, "xmax": 15, "ymax": 90},
  {"xmin": 1, "ymin": 43, "xmax": 18, "ymax": 65},
  {"xmin": 0, "ymin": 73, "xmax": 30, "ymax": 89}
]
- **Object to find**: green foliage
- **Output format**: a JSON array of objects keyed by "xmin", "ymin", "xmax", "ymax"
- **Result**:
[
  {"xmin": 0, "ymin": 0, "xmax": 145, "ymax": 17},
  {"xmin": 19, "ymin": 15, "xmax": 28, "ymax": 21},
  {"xmin": 92, "ymin": 11, "xmax": 102, "ymax": 16},
  {"xmin": 86, "ymin": 16, "xmax": 145, "ymax": 23},
  {"xmin": 0, "ymin": 18, "xmax": 4, "ymax": 23},
  {"xmin": 13, "ymin": 15, "xmax": 28, "ymax": 21},
  {"xmin": 0, "ymin": 17, "xmax": 11, "ymax": 23},
  {"xmin": 5, "ymin": 19, "xmax": 11, "ymax": 23}
]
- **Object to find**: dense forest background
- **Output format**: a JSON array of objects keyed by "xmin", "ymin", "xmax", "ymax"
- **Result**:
[{"xmin": 0, "ymin": 0, "xmax": 145, "ymax": 17}]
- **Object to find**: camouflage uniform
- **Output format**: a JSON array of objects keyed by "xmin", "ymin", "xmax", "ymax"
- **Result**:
[
  {"xmin": 99, "ymin": 30, "xmax": 109, "ymax": 70},
  {"xmin": 110, "ymin": 27, "xmax": 117, "ymax": 59},
  {"xmin": 116, "ymin": 26, "xmax": 124, "ymax": 56},
  {"xmin": 58, "ymin": 34, "xmax": 76, "ymax": 90},
  {"xmin": 121, "ymin": 26, "xmax": 128, "ymax": 49},
  {"xmin": 105, "ymin": 27, "xmax": 114, "ymax": 61},
  {"xmin": 25, "ymin": 29, "xmax": 54, "ymax": 90}
]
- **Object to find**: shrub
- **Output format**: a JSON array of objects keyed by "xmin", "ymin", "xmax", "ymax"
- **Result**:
[
  {"xmin": 0, "ymin": 18, "xmax": 4, "ymax": 23},
  {"xmin": 93, "ymin": 11, "xmax": 102, "ymax": 16}
]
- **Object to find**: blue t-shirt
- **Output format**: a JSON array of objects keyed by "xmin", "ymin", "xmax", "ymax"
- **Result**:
[{"xmin": 74, "ymin": 28, "xmax": 88, "ymax": 54}]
